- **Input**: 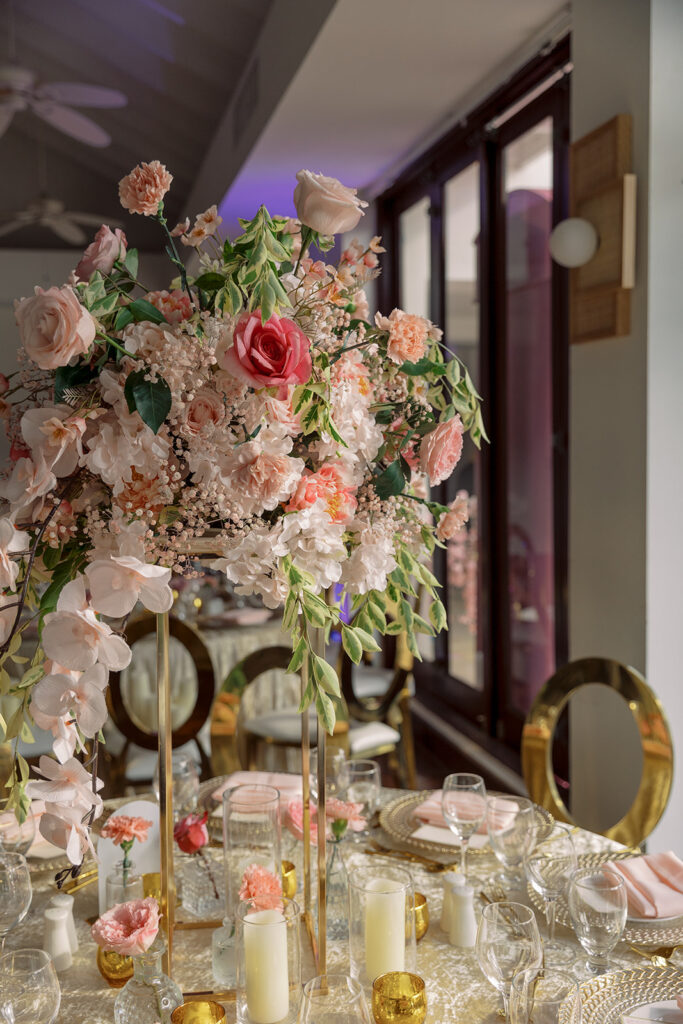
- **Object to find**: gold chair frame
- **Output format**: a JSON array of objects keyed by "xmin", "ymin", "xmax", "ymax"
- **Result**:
[{"xmin": 522, "ymin": 656, "xmax": 673, "ymax": 847}]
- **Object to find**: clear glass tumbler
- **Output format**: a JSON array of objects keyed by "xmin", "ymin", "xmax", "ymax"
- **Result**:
[
  {"xmin": 222, "ymin": 784, "xmax": 281, "ymax": 919},
  {"xmin": 348, "ymin": 864, "xmax": 416, "ymax": 992},
  {"xmin": 568, "ymin": 867, "xmax": 627, "ymax": 976},
  {"xmin": 235, "ymin": 895, "xmax": 301, "ymax": 1024}
]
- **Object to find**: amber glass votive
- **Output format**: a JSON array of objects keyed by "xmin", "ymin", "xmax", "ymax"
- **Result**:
[
  {"xmin": 413, "ymin": 893, "xmax": 429, "ymax": 942},
  {"xmin": 170, "ymin": 1000, "xmax": 226, "ymax": 1023},
  {"xmin": 281, "ymin": 859, "xmax": 297, "ymax": 899},
  {"xmin": 372, "ymin": 972, "xmax": 427, "ymax": 1023}
]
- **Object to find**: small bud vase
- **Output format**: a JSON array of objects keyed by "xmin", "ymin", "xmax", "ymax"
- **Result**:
[{"xmin": 114, "ymin": 935, "xmax": 182, "ymax": 1023}]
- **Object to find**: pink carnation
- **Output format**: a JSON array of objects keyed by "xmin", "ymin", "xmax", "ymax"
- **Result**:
[
  {"xmin": 100, "ymin": 814, "xmax": 153, "ymax": 846},
  {"xmin": 381, "ymin": 308, "xmax": 429, "ymax": 364},
  {"xmin": 118, "ymin": 161, "xmax": 173, "ymax": 217},
  {"xmin": 91, "ymin": 897, "xmax": 159, "ymax": 956},
  {"xmin": 326, "ymin": 797, "xmax": 366, "ymax": 832},
  {"xmin": 239, "ymin": 863, "xmax": 282, "ymax": 911},
  {"xmin": 419, "ymin": 415, "xmax": 464, "ymax": 486},
  {"xmin": 286, "ymin": 799, "xmax": 319, "ymax": 846},
  {"xmin": 436, "ymin": 491, "xmax": 470, "ymax": 541},
  {"xmin": 145, "ymin": 289, "xmax": 192, "ymax": 325}
]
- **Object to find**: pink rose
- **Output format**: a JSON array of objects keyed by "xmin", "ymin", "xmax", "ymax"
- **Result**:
[
  {"xmin": 118, "ymin": 161, "xmax": 173, "ymax": 216},
  {"xmin": 420, "ymin": 415, "xmax": 464, "ymax": 486},
  {"xmin": 222, "ymin": 311, "xmax": 312, "ymax": 396},
  {"xmin": 173, "ymin": 811, "xmax": 209, "ymax": 854},
  {"xmin": 75, "ymin": 225, "xmax": 127, "ymax": 282},
  {"xmin": 184, "ymin": 387, "xmax": 224, "ymax": 436},
  {"xmin": 294, "ymin": 170, "xmax": 367, "ymax": 235},
  {"xmin": 15, "ymin": 286, "xmax": 96, "ymax": 370},
  {"xmin": 436, "ymin": 491, "xmax": 470, "ymax": 541},
  {"xmin": 91, "ymin": 897, "xmax": 159, "ymax": 956}
]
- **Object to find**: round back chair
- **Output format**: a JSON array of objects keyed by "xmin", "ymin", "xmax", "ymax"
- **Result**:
[{"xmin": 522, "ymin": 656, "xmax": 673, "ymax": 847}]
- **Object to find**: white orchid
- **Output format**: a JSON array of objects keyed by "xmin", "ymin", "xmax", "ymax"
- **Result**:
[
  {"xmin": 42, "ymin": 577, "xmax": 132, "ymax": 671},
  {"xmin": 0, "ymin": 517, "xmax": 28, "ymax": 592},
  {"xmin": 30, "ymin": 664, "xmax": 109, "ymax": 740},
  {"xmin": 39, "ymin": 802, "xmax": 99, "ymax": 864},
  {"xmin": 25, "ymin": 754, "xmax": 103, "ymax": 812},
  {"xmin": 21, "ymin": 405, "xmax": 86, "ymax": 477},
  {"xmin": 85, "ymin": 555, "xmax": 173, "ymax": 618}
]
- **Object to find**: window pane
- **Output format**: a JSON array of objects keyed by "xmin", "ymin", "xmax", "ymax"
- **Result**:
[
  {"xmin": 444, "ymin": 162, "xmax": 482, "ymax": 690},
  {"xmin": 503, "ymin": 117, "xmax": 555, "ymax": 715},
  {"xmin": 399, "ymin": 196, "xmax": 431, "ymax": 318}
]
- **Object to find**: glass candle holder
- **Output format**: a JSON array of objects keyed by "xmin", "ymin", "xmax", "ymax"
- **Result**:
[
  {"xmin": 235, "ymin": 896, "xmax": 301, "ymax": 1024},
  {"xmin": 300, "ymin": 974, "xmax": 371, "ymax": 1023},
  {"xmin": 223, "ymin": 785, "xmax": 281, "ymax": 918},
  {"xmin": 349, "ymin": 865, "xmax": 416, "ymax": 991}
]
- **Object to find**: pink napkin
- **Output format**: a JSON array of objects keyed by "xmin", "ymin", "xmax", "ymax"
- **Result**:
[
  {"xmin": 413, "ymin": 790, "xmax": 502, "ymax": 835},
  {"xmin": 607, "ymin": 851, "xmax": 683, "ymax": 919},
  {"xmin": 211, "ymin": 771, "xmax": 302, "ymax": 807}
]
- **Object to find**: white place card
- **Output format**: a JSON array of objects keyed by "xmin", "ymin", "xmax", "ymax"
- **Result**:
[
  {"xmin": 411, "ymin": 823, "xmax": 489, "ymax": 849},
  {"xmin": 96, "ymin": 799, "xmax": 160, "ymax": 914}
]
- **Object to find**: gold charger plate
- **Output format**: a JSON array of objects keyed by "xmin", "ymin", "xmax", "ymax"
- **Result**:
[
  {"xmin": 528, "ymin": 851, "xmax": 683, "ymax": 945},
  {"xmin": 578, "ymin": 965, "xmax": 682, "ymax": 1024},
  {"xmin": 380, "ymin": 790, "xmax": 554, "ymax": 858}
]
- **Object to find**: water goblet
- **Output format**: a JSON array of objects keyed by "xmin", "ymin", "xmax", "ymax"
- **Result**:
[
  {"xmin": 153, "ymin": 751, "xmax": 200, "ymax": 817},
  {"xmin": 441, "ymin": 772, "xmax": 487, "ymax": 881},
  {"xmin": 568, "ymin": 867, "xmax": 627, "ymax": 977},
  {"xmin": 0, "ymin": 799, "xmax": 36, "ymax": 856},
  {"xmin": 300, "ymin": 974, "xmax": 372, "ymax": 1023},
  {"xmin": 510, "ymin": 968, "xmax": 581, "ymax": 1024},
  {"xmin": 475, "ymin": 901, "xmax": 542, "ymax": 1020},
  {"xmin": 345, "ymin": 760, "xmax": 381, "ymax": 838},
  {"xmin": 0, "ymin": 852, "xmax": 32, "ymax": 953},
  {"xmin": 487, "ymin": 795, "xmax": 535, "ymax": 889},
  {"xmin": 0, "ymin": 948, "xmax": 61, "ymax": 1024},
  {"xmin": 524, "ymin": 823, "xmax": 577, "ymax": 966},
  {"xmin": 310, "ymin": 747, "xmax": 350, "ymax": 803},
  {"xmin": 371, "ymin": 972, "xmax": 427, "ymax": 1024}
]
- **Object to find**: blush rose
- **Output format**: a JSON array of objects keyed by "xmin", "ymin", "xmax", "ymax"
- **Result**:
[
  {"xmin": 91, "ymin": 897, "xmax": 159, "ymax": 956},
  {"xmin": 75, "ymin": 225, "xmax": 127, "ymax": 282},
  {"xmin": 222, "ymin": 311, "xmax": 312, "ymax": 396},
  {"xmin": 15, "ymin": 286, "xmax": 96, "ymax": 370},
  {"xmin": 420, "ymin": 415, "xmax": 465, "ymax": 486},
  {"xmin": 293, "ymin": 170, "xmax": 368, "ymax": 235}
]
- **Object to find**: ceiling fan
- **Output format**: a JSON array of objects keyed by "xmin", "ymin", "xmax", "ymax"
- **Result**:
[
  {"xmin": 0, "ymin": 194, "xmax": 123, "ymax": 245},
  {"xmin": 0, "ymin": 64, "xmax": 127, "ymax": 147}
]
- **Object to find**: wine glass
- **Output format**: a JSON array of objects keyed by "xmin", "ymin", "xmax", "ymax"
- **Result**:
[
  {"xmin": 487, "ymin": 795, "xmax": 535, "ymax": 888},
  {"xmin": 475, "ymin": 901, "xmax": 542, "ymax": 1020},
  {"xmin": 0, "ymin": 852, "xmax": 32, "ymax": 953},
  {"xmin": 345, "ymin": 760, "xmax": 381, "ymax": 839},
  {"xmin": 568, "ymin": 867, "xmax": 627, "ymax": 976},
  {"xmin": 0, "ymin": 800, "xmax": 36, "ymax": 856},
  {"xmin": 524, "ymin": 823, "xmax": 577, "ymax": 966},
  {"xmin": 0, "ymin": 949, "xmax": 61, "ymax": 1024},
  {"xmin": 441, "ymin": 773, "xmax": 487, "ymax": 880},
  {"xmin": 300, "ymin": 973, "xmax": 372, "ymax": 1023},
  {"xmin": 510, "ymin": 968, "xmax": 581, "ymax": 1024}
]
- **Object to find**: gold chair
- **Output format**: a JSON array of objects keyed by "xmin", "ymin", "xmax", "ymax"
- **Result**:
[
  {"xmin": 107, "ymin": 614, "xmax": 216, "ymax": 789},
  {"xmin": 521, "ymin": 656, "xmax": 673, "ymax": 847}
]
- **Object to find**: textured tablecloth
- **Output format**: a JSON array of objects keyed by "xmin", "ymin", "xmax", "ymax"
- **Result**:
[{"xmin": 11, "ymin": 788, "xmax": 666, "ymax": 1023}]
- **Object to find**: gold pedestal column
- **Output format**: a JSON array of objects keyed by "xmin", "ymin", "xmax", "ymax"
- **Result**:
[{"xmin": 156, "ymin": 610, "xmax": 176, "ymax": 976}]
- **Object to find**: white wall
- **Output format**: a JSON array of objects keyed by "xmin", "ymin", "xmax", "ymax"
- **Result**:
[{"xmin": 569, "ymin": 0, "xmax": 683, "ymax": 849}]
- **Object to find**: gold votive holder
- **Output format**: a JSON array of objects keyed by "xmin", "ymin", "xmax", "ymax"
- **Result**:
[
  {"xmin": 281, "ymin": 859, "xmax": 297, "ymax": 899},
  {"xmin": 142, "ymin": 871, "xmax": 162, "ymax": 903},
  {"xmin": 372, "ymin": 972, "xmax": 427, "ymax": 1024},
  {"xmin": 95, "ymin": 946, "xmax": 134, "ymax": 988},
  {"xmin": 170, "ymin": 1001, "xmax": 226, "ymax": 1023},
  {"xmin": 413, "ymin": 892, "xmax": 429, "ymax": 942}
]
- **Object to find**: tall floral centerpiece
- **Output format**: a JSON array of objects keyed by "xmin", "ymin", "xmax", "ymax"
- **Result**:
[{"xmin": 0, "ymin": 162, "xmax": 485, "ymax": 871}]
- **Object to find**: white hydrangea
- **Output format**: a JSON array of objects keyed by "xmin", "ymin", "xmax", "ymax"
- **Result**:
[
  {"xmin": 212, "ymin": 522, "xmax": 288, "ymax": 609},
  {"xmin": 274, "ymin": 500, "xmax": 347, "ymax": 592},
  {"xmin": 341, "ymin": 525, "xmax": 397, "ymax": 594},
  {"xmin": 314, "ymin": 382, "xmax": 383, "ymax": 484}
]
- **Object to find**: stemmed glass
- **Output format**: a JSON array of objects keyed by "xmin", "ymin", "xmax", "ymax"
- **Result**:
[
  {"xmin": 345, "ymin": 760, "xmax": 381, "ymax": 839},
  {"xmin": 299, "ymin": 973, "xmax": 372, "ymax": 1023},
  {"xmin": 0, "ymin": 852, "xmax": 32, "ymax": 953},
  {"xmin": 0, "ymin": 949, "xmax": 61, "ymax": 1024},
  {"xmin": 475, "ymin": 901, "xmax": 542, "ymax": 1020},
  {"xmin": 441, "ymin": 773, "xmax": 487, "ymax": 881},
  {"xmin": 524, "ymin": 823, "xmax": 577, "ymax": 966},
  {"xmin": 568, "ymin": 867, "xmax": 627, "ymax": 977},
  {"xmin": 487, "ymin": 795, "xmax": 535, "ymax": 888},
  {"xmin": 0, "ymin": 800, "xmax": 36, "ymax": 855},
  {"xmin": 510, "ymin": 968, "xmax": 581, "ymax": 1024}
]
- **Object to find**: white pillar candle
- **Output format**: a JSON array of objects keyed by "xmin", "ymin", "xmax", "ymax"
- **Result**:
[
  {"xmin": 364, "ymin": 877, "xmax": 406, "ymax": 981},
  {"xmin": 244, "ymin": 908, "xmax": 289, "ymax": 1024}
]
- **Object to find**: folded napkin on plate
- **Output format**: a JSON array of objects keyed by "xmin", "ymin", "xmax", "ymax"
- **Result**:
[
  {"xmin": 413, "ymin": 791, "xmax": 515, "ymax": 835},
  {"xmin": 211, "ymin": 771, "xmax": 302, "ymax": 809},
  {"xmin": 607, "ymin": 851, "xmax": 683, "ymax": 919},
  {"xmin": 411, "ymin": 824, "xmax": 490, "ymax": 849}
]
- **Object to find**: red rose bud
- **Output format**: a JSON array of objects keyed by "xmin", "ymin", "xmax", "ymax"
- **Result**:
[{"xmin": 173, "ymin": 811, "xmax": 209, "ymax": 853}]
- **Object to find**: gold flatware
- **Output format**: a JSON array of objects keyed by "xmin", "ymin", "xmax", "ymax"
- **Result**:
[
  {"xmin": 629, "ymin": 942, "xmax": 683, "ymax": 965},
  {"xmin": 366, "ymin": 839, "xmax": 458, "ymax": 871},
  {"xmin": 61, "ymin": 872, "xmax": 98, "ymax": 896},
  {"xmin": 363, "ymin": 847, "xmax": 456, "ymax": 873}
]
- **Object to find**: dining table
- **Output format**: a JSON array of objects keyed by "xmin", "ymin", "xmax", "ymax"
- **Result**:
[{"xmin": 8, "ymin": 782, "xmax": 680, "ymax": 1023}]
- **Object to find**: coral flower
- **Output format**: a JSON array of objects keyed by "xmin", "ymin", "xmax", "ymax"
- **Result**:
[
  {"xmin": 239, "ymin": 863, "xmax": 282, "ymax": 911},
  {"xmin": 119, "ymin": 161, "xmax": 173, "ymax": 216},
  {"xmin": 100, "ymin": 814, "xmax": 153, "ymax": 846}
]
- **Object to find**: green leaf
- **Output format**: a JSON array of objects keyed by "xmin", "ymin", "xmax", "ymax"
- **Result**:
[
  {"xmin": 385, "ymin": 621, "xmax": 403, "ymax": 635},
  {"xmin": 54, "ymin": 363, "xmax": 94, "ymax": 403},
  {"xmin": 127, "ymin": 298, "xmax": 167, "ymax": 324},
  {"xmin": 42, "ymin": 545, "xmax": 62, "ymax": 571},
  {"xmin": 194, "ymin": 272, "xmax": 226, "ymax": 292},
  {"xmin": 399, "ymin": 357, "xmax": 443, "ymax": 376},
  {"xmin": 287, "ymin": 637, "xmax": 307, "ymax": 674},
  {"xmin": 352, "ymin": 627, "xmax": 381, "ymax": 653},
  {"xmin": 124, "ymin": 370, "xmax": 172, "ymax": 433},
  {"xmin": 429, "ymin": 599, "xmax": 448, "ymax": 632},
  {"xmin": 373, "ymin": 461, "xmax": 406, "ymax": 500},
  {"xmin": 341, "ymin": 625, "xmax": 363, "ymax": 664},
  {"xmin": 315, "ymin": 687, "xmax": 336, "ymax": 734},
  {"xmin": 114, "ymin": 307, "xmax": 134, "ymax": 331},
  {"xmin": 298, "ymin": 676, "xmax": 315, "ymax": 713},
  {"xmin": 124, "ymin": 248, "xmax": 139, "ymax": 279},
  {"xmin": 312, "ymin": 655, "xmax": 340, "ymax": 697}
]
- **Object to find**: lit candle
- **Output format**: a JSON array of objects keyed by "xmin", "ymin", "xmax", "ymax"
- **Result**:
[
  {"xmin": 364, "ymin": 877, "xmax": 406, "ymax": 981},
  {"xmin": 243, "ymin": 908, "xmax": 289, "ymax": 1024}
]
